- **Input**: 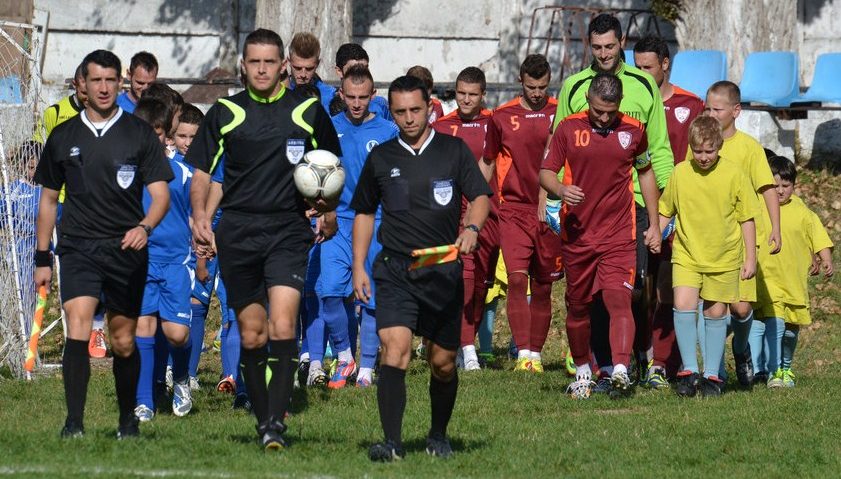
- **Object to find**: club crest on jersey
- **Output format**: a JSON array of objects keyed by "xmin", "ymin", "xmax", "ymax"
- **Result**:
[
  {"xmin": 116, "ymin": 164, "xmax": 137, "ymax": 189},
  {"xmin": 432, "ymin": 179, "xmax": 454, "ymax": 206},
  {"xmin": 366, "ymin": 139, "xmax": 380, "ymax": 152},
  {"xmin": 618, "ymin": 131, "xmax": 632, "ymax": 149},
  {"xmin": 70, "ymin": 146, "xmax": 80, "ymax": 156},
  {"xmin": 390, "ymin": 168, "xmax": 401, "ymax": 178},
  {"xmin": 286, "ymin": 139, "xmax": 305, "ymax": 165},
  {"xmin": 674, "ymin": 107, "xmax": 691, "ymax": 124}
]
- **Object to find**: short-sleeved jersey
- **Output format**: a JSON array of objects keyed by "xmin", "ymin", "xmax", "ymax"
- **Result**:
[
  {"xmin": 757, "ymin": 195, "xmax": 833, "ymax": 307},
  {"xmin": 186, "ymin": 86, "xmax": 341, "ymax": 216},
  {"xmin": 484, "ymin": 97, "xmax": 558, "ymax": 206},
  {"xmin": 34, "ymin": 109, "xmax": 174, "ymax": 238},
  {"xmin": 658, "ymin": 157, "xmax": 759, "ymax": 272},
  {"xmin": 290, "ymin": 78, "xmax": 337, "ymax": 113},
  {"xmin": 0, "ymin": 179, "xmax": 40, "ymax": 237},
  {"xmin": 350, "ymin": 130, "xmax": 492, "ymax": 256},
  {"xmin": 143, "ymin": 155, "xmax": 192, "ymax": 264},
  {"xmin": 543, "ymin": 111, "xmax": 650, "ymax": 245},
  {"xmin": 428, "ymin": 98, "xmax": 445, "ymax": 124},
  {"xmin": 718, "ymin": 130, "xmax": 775, "ymax": 242},
  {"xmin": 432, "ymin": 109, "xmax": 497, "ymax": 216},
  {"xmin": 116, "ymin": 91, "xmax": 137, "ymax": 114},
  {"xmin": 34, "ymin": 94, "xmax": 84, "ymax": 143},
  {"xmin": 371, "ymin": 96, "xmax": 392, "ymax": 122},
  {"xmin": 331, "ymin": 112, "xmax": 399, "ymax": 219},
  {"xmin": 664, "ymin": 86, "xmax": 704, "ymax": 165},
  {"xmin": 555, "ymin": 62, "xmax": 673, "ymax": 205}
]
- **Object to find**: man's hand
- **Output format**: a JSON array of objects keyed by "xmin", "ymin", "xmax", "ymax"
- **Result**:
[
  {"xmin": 455, "ymin": 229, "xmax": 479, "ymax": 255},
  {"xmin": 353, "ymin": 266, "xmax": 372, "ymax": 304},
  {"xmin": 34, "ymin": 266, "xmax": 51, "ymax": 292},
  {"xmin": 768, "ymin": 228, "xmax": 782, "ymax": 254},
  {"xmin": 537, "ymin": 192, "xmax": 547, "ymax": 223},
  {"xmin": 307, "ymin": 196, "xmax": 339, "ymax": 214},
  {"xmin": 315, "ymin": 212, "xmax": 338, "ymax": 243},
  {"xmin": 559, "ymin": 184, "xmax": 585, "ymax": 206},
  {"xmin": 192, "ymin": 216, "xmax": 214, "ymax": 250},
  {"xmin": 643, "ymin": 223, "xmax": 661, "ymax": 254},
  {"xmin": 121, "ymin": 226, "xmax": 149, "ymax": 251}
]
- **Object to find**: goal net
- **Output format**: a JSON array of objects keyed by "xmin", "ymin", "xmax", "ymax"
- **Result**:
[{"xmin": 0, "ymin": 20, "xmax": 46, "ymax": 379}]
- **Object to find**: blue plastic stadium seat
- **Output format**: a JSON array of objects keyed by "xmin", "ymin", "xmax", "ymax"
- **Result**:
[
  {"xmin": 669, "ymin": 50, "xmax": 727, "ymax": 99},
  {"xmin": 739, "ymin": 51, "xmax": 800, "ymax": 107},
  {"xmin": 0, "ymin": 75, "xmax": 23, "ymax": 104},
  {"xmin": 624, "ymin": 49, "xmax": 635, "ymax": 67},
  {"xmin": 793, "ymin": 53, "xmax": 841, "ymax": 105}
]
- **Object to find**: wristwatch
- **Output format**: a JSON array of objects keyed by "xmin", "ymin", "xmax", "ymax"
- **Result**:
[
  {"xmin": 139, "ymin": 223, "xmax": 152, "ymax": 236},
  {"xmin": 465, "ymin": 224, "xmax": 480, "ymax": 234}
]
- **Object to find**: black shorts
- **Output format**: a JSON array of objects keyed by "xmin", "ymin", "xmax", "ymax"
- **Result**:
[
  {"xmin": 215, "ymin": 211, "xmax": 313, "ymax": 309},
  {"xmin": 373, "ymin": 251, "xmax": 463, "ymax": 351},
  {"xmin": 56, "ymin": 235, "xmax": 148, "ymax": 317}
]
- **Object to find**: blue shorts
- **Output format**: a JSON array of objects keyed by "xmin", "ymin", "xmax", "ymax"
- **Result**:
[
  {"xmin": 315, "ymin": 216, "xmax": 381, "ymax": 308},
  {"xmin": 191, "ymin": 255, "xmax": 219, "ymax": 305},
  {"xmin": 215, "ymin": 275, "xmax": 236, "ymax": 325},
  {"xmin": 141, "ymin": 262, "xmax": 195, "ymax": 325}
]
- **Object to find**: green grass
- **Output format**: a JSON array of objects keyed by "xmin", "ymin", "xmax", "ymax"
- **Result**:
[{"xmin": 1, "ymin": 168, "xmax": 840, "ymax": 478}]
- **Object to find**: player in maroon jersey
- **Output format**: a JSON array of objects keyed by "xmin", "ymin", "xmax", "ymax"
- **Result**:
[
  {"xmin": 540, "ymin": 73, "xmax": 661, "ymax": 398},
  {"xmin": 634, "ymin": 35, "xmax": 705, "ymax": 386},
  {"xmin": 433, "ymin": 66, "xmax": 497, "ymax": 370},
  {"xmin": 484, "ymin": 54, "xmax": 562, "ymax": 373}
]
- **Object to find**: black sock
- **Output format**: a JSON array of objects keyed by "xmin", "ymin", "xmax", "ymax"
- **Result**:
[
  {"xmin": 267, "ymin": 339, "xmax": 297, "ymax": 422},
  {"xmin": 112, "ymin": 347, "xmax": 140, "ymax": 424},
  {"xmin": 62, "ymin": 339, "xmax": 90, "ymax": 426},
  {"xmin": 240, "ymin": 345, "xmax": 269, "ymax": 424},
  {"xmin": 377, "ymin": 365, "xmax": 407, "ymax": 447},
  {"xmin": 429, "ymin": 372, "xmax": 458, "ymax": 438}
]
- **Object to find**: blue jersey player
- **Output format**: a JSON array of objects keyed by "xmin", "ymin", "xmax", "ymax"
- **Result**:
[{"xmin": 317, "ymin": 65, "xmax": 398, "ymax": 388}]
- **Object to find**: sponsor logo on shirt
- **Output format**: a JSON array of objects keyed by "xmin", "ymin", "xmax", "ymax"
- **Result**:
[
  {"xmin": 623, "ymin": 281, "xmax": 633, "ymax": 290},
  {"xmin": 366, "ymin": 139, "xmax": 380, "ymax": 152},
  {"xmin": 618, "ymin": 131, "xmax": 632, "ymax": 149},
  {"xmin": 116, "ymin": 164, "xmax": 136, "ymax": 189},
  {"xmin": 70, "ymin": 146, "xmax": 80, "ymax": 156},
  {"xmin": 674, "ymin": 106, "xmax": 691, "ymax": 124},
  {"xmin": 390, "ymin": 168, "xmax": 401, "ymax": 178},
  {"xmin": 286, "ymin": 139, "xmax": 305, "ymax": 165},
  {"xmin": 177, "ymin": 312, "xmax": 191, "ymax": 319},
  {"xmin": 524, "ymin": 113, "xmax": 546, "ymax": 119},
  {"xmin": 432, "ymin": 178, "xmax": 454, "ymax": 206}
]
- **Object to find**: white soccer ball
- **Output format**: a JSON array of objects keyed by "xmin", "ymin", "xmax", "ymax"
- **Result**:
[{"xmin": 293, "ymin": 149, "xmax": 345, "ymax": 200}]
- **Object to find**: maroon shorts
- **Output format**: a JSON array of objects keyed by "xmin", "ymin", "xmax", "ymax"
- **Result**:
[
  {"xmin": 498, "ymin": 203, "xmax": 563, "ymax": 283},
  {"xmin": 563, "ymin": 240, "xmax": 636, "ymax": 305},
  {"xmin": 461, "ymin": 214, "xmax": 500, "ymax": 286}
]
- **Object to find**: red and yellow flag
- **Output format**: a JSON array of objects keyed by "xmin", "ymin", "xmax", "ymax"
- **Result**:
[
  {"xmin": 24, "ymin": 286, "xmax": 47, "ymax": 374},
  {"xmin": 409, "ymin": 245, "xmax": 458, "ymax": 270}
]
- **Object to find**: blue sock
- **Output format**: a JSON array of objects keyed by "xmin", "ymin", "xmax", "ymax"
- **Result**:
[
  {"xmin": 747, "ymin": 318, "xmax": 767, "ymax": 374},
  {"xmin": 153, "ymin": 325, "xmax": 168, "ymax": 384},
  {"xmin": 135, "ymin": 335, "xmax": 155, "ymax": 408},
  {"xmin": 221, "ymin": 320, "xmax": 241, "ymax": 378},
  {"xmin": 360, "ymin": 307, "xmax": 379, "ymax": 369},
  {"xmin": 731, "ymin": 309, "xmax": 753, "ymax": 355},
  {"xmin": 169, "ymin": 341, "xmax": 190, "ymax": 383},
  {"xmin": 321, "ymin": 296, "xmax": 351, "ymax": 354},
  {"xmin": 703, "ymin": 315, "xmax": 728, "ymax": 379},
  {"xmin": 781, "ymin": 326, "xmax": 799, "ymax": 369},
  {"xmin": 347, "ymin": 302, "xmax": 359, "ymax": 358},
  {"xmin": 305, "ymin": 295, "xmax": 326, "ymax": 363},
  {"xmin": 478, "ymin": 298, "xmax": 498, "ymax": 354},
  {"xmin": 673, "ymin": 309, "xmax": 700, "ymax": 374},
  {"xmin": 188, "ymin": 302, "xmax": 208, "ymax": 378},
  {"xmin": 766, "ymin": 317, "xmax": 784, "ymax": 373}
]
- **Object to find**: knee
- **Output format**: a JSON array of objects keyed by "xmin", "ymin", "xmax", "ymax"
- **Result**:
[
  {"xmin": 566, "ymin": 301, "xmax": 589, "ymax": 320},
  {"xmin": 429, "ymin": 353, "xmax": 457, "ymax": 380},
  {"xmin": 508, "ymin": 272, "xmax": 528, "ymax": 290},
  {"xmin": 239, "ymin": 328, "xmax": 267, "ymax": 349},
  {"xmin": 730, "ymin": 302, "xmax": 752, "ymax": 319},
  {"xmin": 109, "ymin": 333, "xmax": 135, "ymax": 357},
  {"xmin": 380, "ymin": 342, "xmax": 411, "ymax": 369},
  {"xmin": 167, "ymin": 329, "xmax": 190, "ymax": 347}
]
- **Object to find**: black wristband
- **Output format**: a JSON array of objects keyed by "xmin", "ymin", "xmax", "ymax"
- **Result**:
[
  {"xmin": 34, "ymin": 250, "xmax": 53, "ymax": 268},
  {"xmin": 465, "ymin": 224, "xmax": 480, "ymax": 234},
  {"xmin": 139, "ymin": 223, "xmax": 152, "ymax": 236}
]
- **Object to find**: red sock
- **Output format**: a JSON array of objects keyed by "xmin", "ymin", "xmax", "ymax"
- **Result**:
[
  {"xmin": 652, "ymin": 301, "xmax": 679, "ymax": 376},
  {"xmin": 506, "ymin": 273, "xmax": 530, "ymax": 351},
  {"xmin": 460, "ymin": 275, "xmax": 476, "ymax": 347},
  {"xmin": 603, "ymin": 289, "xmax": 635, "ymax": 368},
  {"xmin": 528, "ymin": 280, "xmax": 553, "ymax": 353},
  {"xmin": 566, "ymin": 301, "xmax": 591, "ymax": 365}
]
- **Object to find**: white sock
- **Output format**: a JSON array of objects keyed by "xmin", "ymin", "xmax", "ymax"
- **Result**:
[
  {"xmin": 530, "ymin": 351, "xmax": 541, "ymax": 362},
  {"xmin": 337, "ymin": 348, "xmax": 354, "ymax": 363},
  {"xmin": 575, "ymin": 364, "xmax": 592, "ymax": 381},
  {"xmin": 518, "ymin": 349, "xmax": 532, "ymax": 360},
  {"xmin": 310, "ymin": 360, "xmax": 322, "ymax": 372},
  {"xmin": 300, "ymin": 352, "xmax": 310, "ymax": 362},
  {"xmin": 601, "ymin": 365, "xmax": 614, "ymax": 376},
  {"xmin": 358, "ymin": 367, "xmax": 374, "ymax": 382},
  {"xmin": 92, "ymin": 316, "xmax": 105, "ymax": 331},
  {"xmin": 462, "ymin": 345, "xmax": 478, "ymax": 362},
  {"xmin": 613, "ymin": 364, "xmax": 628, "ymax": 376}
]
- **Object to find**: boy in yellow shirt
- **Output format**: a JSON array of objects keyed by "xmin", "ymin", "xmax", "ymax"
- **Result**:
[
  {"xmin": 753, "ymin": 157, "xmax": 834, "ymax": 388},
  {"xmin": 703, "ymin": 81, "xmax": 781, "ymax": 387},
  {"xmin": 659, "ymin": 116, "xmax": 759, "ymax": 397}
]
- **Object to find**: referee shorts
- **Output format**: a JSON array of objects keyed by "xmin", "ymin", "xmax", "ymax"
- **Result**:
[
  {"xmin": 56, "ymin": 235, "xmax": 148, "ymax": 317},
  {"xmin": 373, "ymin": 251, "xmax": 463, "ymax": 351},
  {"xmin": 215, "ymin": 211, "xmax": 313, "ymax": 310}
]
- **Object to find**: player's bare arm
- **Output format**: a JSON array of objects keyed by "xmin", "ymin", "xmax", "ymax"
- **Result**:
[
  {"xmin": 658, "ymin": 214, "xmax": 673, "ymax": 235},
  {"xmin": 33, "ymin": 187, "xmax": 59, "ymax": 290},
  {"xmin": 315, "ymin": 211, "xmax": 338, "ymax": 243},
  {"xmin": 478, "ymin": 155, "xmax": 495, "ymax": 184},
  {"xmin": 189, "ymin": 168, "xmax": 213, "ymax": 256},
  {"xmin": 123, "ymin": 180, "xmax": 169, "ymax": 251},
  {"xmin": 638, "ymin": 166, "xmax": 662, "ymax": 254},
  {"xmin": 818, "ymin": 247, "xmax": 834, "ymax": 277},
  {"xmin": 455, "ymin": 194, "xmax": 490, "ymax": 254},
  {"xmin": 538, "ymin": 168, "xmax": 584, "ymax": 205},
  {"xmin": 740, "ymin": 219, "xmax": 757, "ymax": 280},
  {"xmin": 760, "ymin": 184, "xmax": 782, "ymax": 254},
  {"xmin": 352, "ymin": 213, "xmax": 375, "ymax": 304}
]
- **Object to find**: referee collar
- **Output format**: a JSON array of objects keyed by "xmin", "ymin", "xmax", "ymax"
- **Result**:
[
  {"xmin": 397, "ymin": 129, "xmax": 435, "ymax": 156},
  {"xmin": 80, "ymin": 108, "xmax": 123, "ymax": 138},
  {"xmin": 247, "ymin": 85, "xmax": 286, "ymax": 104}
]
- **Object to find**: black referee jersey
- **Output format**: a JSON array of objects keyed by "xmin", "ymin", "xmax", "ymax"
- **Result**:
[
  {"xmin": 351, "ymin": 130, "xmax": 492, "ymax": 256},
  {"xmin": 186, "ymin": 86, "xmax": 341, "ymax": 216},
  {"xmin": 34, "ymin": 108, "xmax": 173, "ymax": 238}
]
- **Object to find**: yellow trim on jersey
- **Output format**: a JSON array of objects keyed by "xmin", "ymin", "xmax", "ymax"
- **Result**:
[
  {"xmin": 210, "ymin": 98, "xmax": 247, "ymax": 174},
  {"xmin": 291, "ymin": 97, "xmax": 319, "ymax": 149},
  {"xmin": 247, "ymin": 85, "xmax": 286, "ymax": 104}
]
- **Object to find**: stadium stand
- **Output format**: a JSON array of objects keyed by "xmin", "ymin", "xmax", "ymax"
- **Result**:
[
  {"xmin": 670, "ymin": 50, "xmax": 727, "ymax": 99},
  {"xmin": 792, "ymin": 52, "xmax": 841, "ymax": 106},
  {"xmin": 739, "ymin": 51, "xmax": 800, "ymax": 107}
]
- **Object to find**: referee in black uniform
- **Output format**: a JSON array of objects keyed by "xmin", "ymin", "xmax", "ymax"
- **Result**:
[
  {"xmin": 351, "ymin": 75, "xmax": 491, "ymax": 461},
  {"xmin": 34, "ymin": 49, "xmax": 173, "ymax": 439},
  {"xmin": 187, "ymin": 29, "xmax": 340, "ymax": 451}
]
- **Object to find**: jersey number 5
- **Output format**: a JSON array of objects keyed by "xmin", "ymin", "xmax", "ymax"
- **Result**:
[
  {"xmin": 510, "ymin": 115, "xmax": 520, "ymax": 131},
  {"xmin": 574, "ymin": 129, "xmax": 590, "ymax": 147}
]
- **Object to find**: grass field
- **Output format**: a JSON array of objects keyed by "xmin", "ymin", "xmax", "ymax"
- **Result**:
[{"xmin": 1, "ymin": 169, "xmax": 840, "ymax": 478}]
